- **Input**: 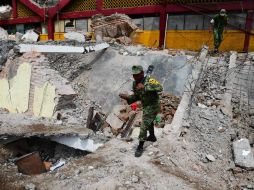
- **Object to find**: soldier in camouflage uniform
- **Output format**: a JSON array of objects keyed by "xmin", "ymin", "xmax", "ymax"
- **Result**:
[
  {"xmin": 210, "ymin": 9, "xmax": 229, "ymax": 53},
  {"xmin": 119, "ymin": 65, "xmax": 163, "ymax": 157}
]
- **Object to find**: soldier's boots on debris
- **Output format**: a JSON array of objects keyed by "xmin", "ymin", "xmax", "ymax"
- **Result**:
[
  {"xmin": 135, "ymin": 141, "xmax": 144, "ymax": 157},
  {"xmin": 146, "ymin": 127, "xmax": 157, "ymax": 142}
]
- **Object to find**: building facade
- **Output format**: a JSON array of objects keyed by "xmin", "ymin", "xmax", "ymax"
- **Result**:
[{"xmin": 0, "ymin": 0, "xmax": 253, "ymax": 52}]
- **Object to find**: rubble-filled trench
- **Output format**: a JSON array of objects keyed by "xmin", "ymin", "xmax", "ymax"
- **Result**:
[{"xmin": 0, "ymin": 40, "xmax": 254, "ymax": 190}]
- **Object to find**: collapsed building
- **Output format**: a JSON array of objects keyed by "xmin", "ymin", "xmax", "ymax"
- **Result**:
[{"xmin": 0, "ymin": 0, "xmax": 254, "ymax": 190}]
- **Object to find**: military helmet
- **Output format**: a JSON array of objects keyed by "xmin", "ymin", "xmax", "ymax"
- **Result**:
[{"xmin": 132, "ymin": 65, "xmax": 143, "ymax": 75}]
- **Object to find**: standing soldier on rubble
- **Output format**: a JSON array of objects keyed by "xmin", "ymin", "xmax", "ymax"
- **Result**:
[
  {"xmin": 119, "ymin": 65, "xmax": 163, "ymax": 157},
  {"xmin": 210, "ymin": 9, "xmax": 229, "ymax": 53}
]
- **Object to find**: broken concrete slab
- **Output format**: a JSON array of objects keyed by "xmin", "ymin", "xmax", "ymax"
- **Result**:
[
  {"xmin": 19, "ymin": 43, "xmax": 109, "ymax": 54},
  {"xmin": 50, "ymin": 136, "xmax": 103, "ymax": 153},
  {"xmin": 0, "ymin": 27, "xmax": 8, "ymax": 40},
  {"xmin": 112, "ymin": 105, "xmax": 127, "ymax": 116},
  {"xmin": 233, "ymin": 138, "xmax": 254, "ymax": 169},
  {"xmin": 21, "ymin": 30, "xmax": 39, "ymax": 42},
  {"xmin": 0, "ymin": 52, "xmax": 76, "ymax": 118},
  {"xmin": 33, "ymin": 82, "xmax": 56, "ymax": 118},
  {"xmin": 0, "ymin": 5, "xmax": 12, "ymax": 20},
  {"xmin": 0, "ymin": 62, "xmax": 32, "ymax": 113},
  {"xmin": 64, "ymin": 32, "xmax": 86, "ymax": 43},
  {"xmin": 106, "ymin": 113, "xmax": 124, "ymax": 131}
]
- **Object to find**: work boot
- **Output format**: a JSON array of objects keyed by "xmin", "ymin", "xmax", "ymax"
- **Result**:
[
  {"xmin": 135, "ymin": 141, "xmax": 144, "ymax": 157},
  {"xmin": 146, "ymin": 127, "xmax": 157, "ymax": 142},
  {"xmin": 146, "ymin": 135, "xmax": 157, "ymax": 142}
]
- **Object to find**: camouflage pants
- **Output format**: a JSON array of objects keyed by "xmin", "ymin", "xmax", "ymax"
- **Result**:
[
  {"xmin": 214, "ymin": 29, "xmax": 223, "ymax": 49},
  {"xmin": 139, "ymin": 105, "xmax": 159, "ymax": 141}
]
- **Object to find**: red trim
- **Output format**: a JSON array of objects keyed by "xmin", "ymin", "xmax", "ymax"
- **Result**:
[
  {"xmin": 18, "ymin": 0, "xmax": 44, "ymax": 18},
  {"xmin": 97, "ymin": 0, "xmax": 103, "ymax": 11},
  {"xmin": 48, "ymin": 0, "xmax": 72, "ymax": 18},
  {"xmin": 60, "ymin": 10, "xmax": 99, "ymax": 19},
  {"xmin": 166, "ymin": 2, "xmax": 254, "ymax": 13},
  {"xmin": 0, "ymin": 16, "xmax": 42, "ymax": 25},
  {"xmin": 243, "ymin": 10, "xmax": 253, "ymax": 52},
  {"xmin": 12, "ymin": 0, "xmax": 17, "ymax": 18},
  {"xmin": 59, "ymin": 6, "xmax": 163, "ymax": 19},
  {"xmin": 48, "ymin": 18, "xmax": 54, "ymax": 40}
]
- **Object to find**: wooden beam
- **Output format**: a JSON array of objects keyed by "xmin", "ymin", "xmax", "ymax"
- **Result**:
[
  {"xmin": 48, "ymin": 0, "xmax": 72, "ymax": 18},
  {"xmin": 18, "ymin": 0, "xmax": 44, "ymax": 18},
  {"xmin": 0, "ymin": 16, "xmax": 42, "ymax": 25}
]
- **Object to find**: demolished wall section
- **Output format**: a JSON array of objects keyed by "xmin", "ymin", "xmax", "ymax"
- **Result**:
[{"xmin": 0, "ymin": 52, "xmax": 77, "ymax": 118}]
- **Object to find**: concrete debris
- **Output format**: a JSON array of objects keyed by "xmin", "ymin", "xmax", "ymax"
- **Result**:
[
  {"xmin": 21, "ymin": 30, "xmax": 39, "ymax": 42},
  {"xmin": 160, "ymin": 93, "xmax": 180, "ymax": 123},
  {"xmin": 50, "ymin": 136, "xmax": 103, "ymax": 153},
  {"xmin": 19, "ymin": 42, "xmax": 109, "ymax": 54},
  {"xmin": 0, "ymin": 27, "xmax": 8, "ymax": 40},
  {"xmin": 25, "ymin": 183, "xmax": 36, "ymax": 190},
  {"xmin": 91, "ymin": 14, "xmax": 138, "ymax": 44},
  {"xmin": 64, "ymin": 32, "xmax": 86, "ymax": 43},
  {"xmin": 0, "ymin": 5, "xmax": 12, "ymax": 20},
  {"xmin": 0, "ymin": 52, "xmax": 76, "ymax": 118},
  {"xmin": 106, "ymin": 113, "xmax": 124, "ymax": 131},
  {"xmin": 50, "ymin": 159, "xmax": 66, "ymax": 172},
  {"xmin": 233, "ymin": 138, "xmax": 254, "ymax": 169},
  {"xmin": 206, "ymin": 154, "xmax": 216, "ymax": 162}
]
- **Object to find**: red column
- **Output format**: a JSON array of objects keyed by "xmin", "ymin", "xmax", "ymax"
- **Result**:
[
  {"xmin": 243, "ymin": 10, "xmax": 253, "ymax": 52},
  {"xmin": 97, "ymin": 0, "xmax": 103, "ymax": 12},
  {"xmin": 12, "ymin": 0, "xmax": 17, "ymax": 19},
  {"xmin": 48, "ymin": 18, "xmax": 55, "ymax": 40},
  {"xmin": 159, "ymin": 10, "xmax": 167, "ymax": 48}
]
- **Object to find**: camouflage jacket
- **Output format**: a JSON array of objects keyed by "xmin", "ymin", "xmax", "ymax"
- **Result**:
[
  {"xmin": 213, "ymin": 14, "xmax": 228, "ymax": 32},
  {"xmin": 127, "ymin": 77, "xmax": 163, "ymax": 111}
]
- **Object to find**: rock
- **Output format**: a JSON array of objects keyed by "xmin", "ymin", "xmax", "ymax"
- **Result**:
[
  {"xmin": 218, "ymin": 127, "xmax": 225, "ymax": 133},
  {"xmin": 25, "ymin": 183, "xmax": 36, "ymax": 190},
  {"xmin": 119, "ymin": 148, "xmax": 127, "ymax": 153},
  {"xmin": 106, "ymin": 113, "xmax": 124, "ymax": 131},
  {"xmin": 59, "ymin": 174, "xmax": 67, "ymax": 180},
  {"xmin": 88, "ymin": 166, "xmax": 94, "ymax": 170},
  {"xmin": 0, "ymin": 27, "xmax": 8, "ymax": 40},
  {"xmin": 112, "ymin": 105, "xmax": 127, "ymax": 116},
  {"xmin": 206, "ymin": 154, "xmax": 216, "ymax": 162},
  {"xmin": 75, "ymin": 169, "xmax": 82, "ymax": 175},
  {"xmin": 131, "ymin": 175, "xmax": 139, "ymax": 183},
  {"xmin": 198, "ymin": 103, "xmax": 207, "ymax": 109},
  {"xmin": 64, "ymin": 32, "xmax": 86, "ymax": 43},
  {"xmin": 0, "ymin": 5, "xmax": 12, "ymax": 19},
  {"xmin": 233, "ymin": 138, "xmax": 254, "ymax": 169},
  {"xmin": 249, "ymin": 116, "xmax": 254, "ymax": 128},
  {"xmin": 21, "ymin": 30, "xmax": 39, "ymax": 42},
  {"xmin": 182, "ymin": 121, "xmax": 190, "ymax": 128}
]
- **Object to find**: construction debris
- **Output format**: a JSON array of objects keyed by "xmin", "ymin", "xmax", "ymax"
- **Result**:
[
  {"xmin": 0, "ymin": 27, "xmax": 8, "ymax": 40},
  {"xmin": 233, "ymin": 138, "xmax": 254, "ymax": 169},
  {"xmin": 21, "ymin": 30, "xmax": 39, "ymax": 42},
  {"xmin": 64, "ymin": 32, "xmax": 86, "ymax": 43},
  {"xmin": 0, "ymin": 52, "xmax": 76, "ymax": 118},
  {"xmin": 0, "ymin": 5, "xmax": 12, "ymax": 20},
  {"xmin": 19, "ymin": 42, "xmax": 109, "ymax": 54},
  {"xmin": 91, "ymin": 14, "xmax": 138, "ymax": 44}
]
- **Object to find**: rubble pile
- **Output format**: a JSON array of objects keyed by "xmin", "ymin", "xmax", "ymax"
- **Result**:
[
  {"xmin": 194, "ymin": 58, "xmax": 228, "ymax": 108},
  {"xmin": 160, "ymin": 93, "xmax": 181, "ymax": 123},
  {"xmin": 0, "ymin": 5, "xmax": 12, "ymax": 20},
  {"xmin": 91, "ymin": 14, "xmax": 138, "ymax": 45}
]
